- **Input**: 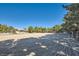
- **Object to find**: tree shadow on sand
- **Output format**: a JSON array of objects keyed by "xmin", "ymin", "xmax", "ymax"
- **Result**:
[{"xmin": 0, "ymin": 33, "xmax": 79, "ymax": 56}]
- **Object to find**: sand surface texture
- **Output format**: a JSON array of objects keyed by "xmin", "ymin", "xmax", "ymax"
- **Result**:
[{"xmin": 0, "ymin": 33, "xmax": 79, "ymax": 56}]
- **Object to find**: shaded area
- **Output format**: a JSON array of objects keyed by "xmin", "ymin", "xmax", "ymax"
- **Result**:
[{"xmin": 0, "ymin": 33, "xmax": 79, "ymax": 56}]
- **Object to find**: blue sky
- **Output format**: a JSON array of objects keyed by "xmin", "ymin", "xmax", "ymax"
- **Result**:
[{"xmin": 0, "ymin": 3, "xmax": 69, "ymax": 29}]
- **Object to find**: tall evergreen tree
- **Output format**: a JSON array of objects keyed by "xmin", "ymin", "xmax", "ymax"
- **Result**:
[{"xmin": 63, "ymin": 4, "xmax": 79, "ymax": 39}]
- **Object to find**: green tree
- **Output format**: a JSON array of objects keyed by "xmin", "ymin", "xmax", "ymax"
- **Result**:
[
  {"xmin": 28, "ymin": 26, "xmax": 33, "ymax": 33},
  {"xmin": 53, "ymin": 25, "xmax": 62, "ymax": 32},
  {"xmin": 63, "ymin": 4, "xmax": 79, "ymax": 39},
  {"xmin": 0, "ymin": 24, "xmax": 17, "ymax": 33}
]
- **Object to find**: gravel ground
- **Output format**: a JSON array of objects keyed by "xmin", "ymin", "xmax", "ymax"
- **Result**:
[{"xmin": 0, "ymin": 33, "xmax": 79, "ymax": 56}]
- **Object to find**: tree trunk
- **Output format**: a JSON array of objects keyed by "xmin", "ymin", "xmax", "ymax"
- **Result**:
[
  {"xmin": 73, "ymin": 31, "xmax": 76, "ymax": 38},
  {"xmin": 76, "ymin": 31, "xmax": 79, "ymax": 41}
]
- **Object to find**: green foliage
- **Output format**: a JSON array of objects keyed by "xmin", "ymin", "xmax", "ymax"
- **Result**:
[
  {"xmin": 0, "ymin": 24, "xmax": 62, "ymax": 33},
  {"xmin": 53, "ymin": 25, "xmax": 62, "ymax": 32},
  {"xmin": 0, "ymin": 24, "xmax": 17, "ymax": 33},
  {"xmin": 27, "ymin": 25, "xmax": 62, "ymax": 33},
  {"xmin": 62, "ymin": 4, "xmax": 79, "ymax": 39},
  {"xmin": 28, "ymin": 26, "xmax": 34, "ymax": 33},
  {"xmin": 63, "ymin": 4, "xmax": 79, "ymax": 32}
]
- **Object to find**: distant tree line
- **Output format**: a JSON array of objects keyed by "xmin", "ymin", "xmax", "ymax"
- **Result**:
[
  {"xmin": 0, "ymin": 24, "xmax": 62, "ymax": 33},
  {"xmin": 27, "ymin": 25, "xmax": 62, "ymax": 33}
]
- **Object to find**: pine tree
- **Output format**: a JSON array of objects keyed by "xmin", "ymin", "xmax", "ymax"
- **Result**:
[{"xmin": 63, "ymin": 3, "xmax": 79, "ymax": 39}]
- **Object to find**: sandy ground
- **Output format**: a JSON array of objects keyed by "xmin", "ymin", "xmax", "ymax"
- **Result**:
[
  {"xmin": 0, "ymin": 33, "xmax": 53, "ymax": 41},
  {"xmin": 0, "ymin": 33, "xmax": 79, "ymax": 56}
]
